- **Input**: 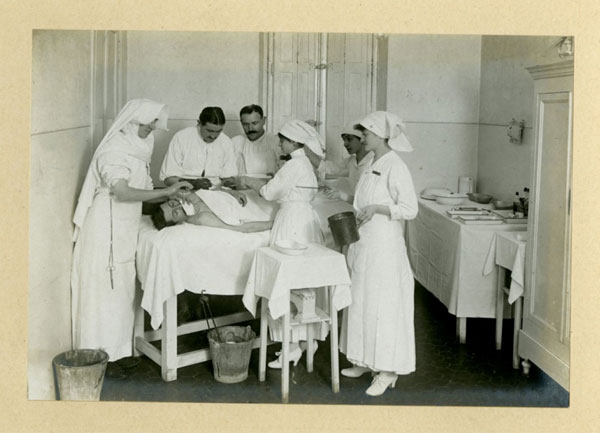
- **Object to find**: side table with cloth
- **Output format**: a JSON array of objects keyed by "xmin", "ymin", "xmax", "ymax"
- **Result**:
[
  {"xmin": 483, "ymin": 231, "xmax": 528, "ymax": 368},
  {"xmin": 134, "ymin": 191, "xmax": 354, "ymax": 381},
  {"xmin": 405, "ymin": 198, "xmax": 526, "ymax": 343},
  {"xmin": 243, "ymin": 243, "xmax": 352, "ymax": 403}
]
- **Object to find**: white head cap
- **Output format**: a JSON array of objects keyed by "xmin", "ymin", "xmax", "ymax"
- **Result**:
[
  {"xmin": 356, "ymin": 111, "xmax": 413, "ymax": 152},
  {"xmin": 279, "ymin": 119, "xmax": 325, "ymax": 158},
  {"xmin": 340, "ymin": 124, "xmax": 362, "ymax": 139}
]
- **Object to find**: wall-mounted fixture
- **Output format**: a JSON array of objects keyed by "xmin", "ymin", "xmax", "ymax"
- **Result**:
[
  {"xmin": 557, "ymin": 36, "xmax": 574, "ymax": 58},
  {"xmin": 507, "ymin": 118, "xmax": 524, "ymax": 144}
]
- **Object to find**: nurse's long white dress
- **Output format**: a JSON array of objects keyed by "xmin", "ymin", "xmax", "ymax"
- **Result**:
[
  {"xmin": 340, "ymin": 151, "xmax": 418, "ymax": 374},
  {"xmin": 71, "ymin": 134, "xmax": 153, "ymax": 361},
  {"xmin": 259, "ymin": 148, "xmax": 326, "ymax": 342}
]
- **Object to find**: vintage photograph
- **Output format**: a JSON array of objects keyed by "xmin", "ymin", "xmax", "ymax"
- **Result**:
[{"xmin": 29, "ymin": 30, "xmax": 572, "ymax": 406}]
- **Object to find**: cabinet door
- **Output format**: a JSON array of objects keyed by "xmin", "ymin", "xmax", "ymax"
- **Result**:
[{"xmin": 520, "ymin": 64, "xmax": 572, "ymax": 391}]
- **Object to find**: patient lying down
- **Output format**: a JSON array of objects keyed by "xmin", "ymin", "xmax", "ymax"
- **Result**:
[{"xmin": 151, "ymin": 189, "xmax": 274, "ymax": 233}]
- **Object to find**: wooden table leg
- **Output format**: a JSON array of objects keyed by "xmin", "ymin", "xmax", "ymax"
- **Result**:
[
  {"xmin": 495, "ymin": 266, "xmax": 506, "ymax": 350},
  {"xmin": 329, "ymin": 286, "xmax": 340, "ymax": 393},
  {"xmin": 281, "ymin": 311, "xmax": 290, "ymax": 403},
  {"xmin": 133, "ymin": 299, "xmax": 145, "ymax": 357},
  {"xmin": 512, "ymin": 297, "xmax": 523, "ymax": 369},
  {"xmin": 259, "ymin": 297, "xmax": 268, "ymax": 381},
  {"xmin": 161, "ymin": 296, "xmax": 178, "ymax": 382},
  {"xmin": 456, "ymin": 317, "xmax": 467, "ymax": 344},
  {"xmin": 306, "ymin": 322, "xmax": 314, "ymax": 373}
]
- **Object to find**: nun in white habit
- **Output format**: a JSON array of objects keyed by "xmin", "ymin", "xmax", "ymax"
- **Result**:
[
  {"xmin": 71, "ymin": 99, "xmax": 191, "ymax": 378},
  {"xmin": 244, "ymin": 119, "xmax": 327, "ymax": 368},
  {"xmin": 339, "ymin": 111, "xmax": 418, "ymax": 396}
]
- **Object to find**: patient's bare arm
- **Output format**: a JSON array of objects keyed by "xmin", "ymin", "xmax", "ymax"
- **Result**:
[{"xmin": 187, "ymin": 211, "xmax": 272, "ymax": 233}]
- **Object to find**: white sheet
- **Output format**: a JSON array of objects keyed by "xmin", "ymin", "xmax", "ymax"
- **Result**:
[{"xmin": 136, "ymin": 191, "xmax": 355, "ymax": 329}]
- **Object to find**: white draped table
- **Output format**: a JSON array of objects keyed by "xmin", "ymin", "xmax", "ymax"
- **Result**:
[
  {"xmin": 484, "ymin": 231, "xmax": 528, "ymax": 368},
  {"xmin": 406, "ymin": 198, "xmax": 526, "ymax": 343}
]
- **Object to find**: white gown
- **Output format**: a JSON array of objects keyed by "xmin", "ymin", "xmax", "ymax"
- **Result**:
[
  {"xmin": 340, "ymin": 151, "xmax": 418, "ymax": 374},
  {"xmin": 259, "ymin": 148, "xmax": 326, "ymax": 342},
  {"xmin": 159, "ymin": 126, "xmax": 237, "ymax": 184},
  {"xmin": 231, "ymin": 132, "xmax": 282, "ymax": 176},
  {"xmin": 71, "ymin": 136, "xmax": 152, "ymax": 361}
]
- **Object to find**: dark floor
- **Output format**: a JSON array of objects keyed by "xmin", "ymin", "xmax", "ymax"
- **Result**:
[{"xmin": 100, "ymin": 282, "xmax": 569, "ymax": 406}]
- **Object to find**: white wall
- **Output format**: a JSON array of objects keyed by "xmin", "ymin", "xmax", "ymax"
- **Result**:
[
  {"xmin": 126, "ymin": 31, "xmax": 262, "ymax": 184},
  {"xmin": 29, "ymin": 30, "xmax": 93, "ymax": 400},
  {"xmin": 477, "ymin": 35, "xmax": 565, "ymax": 200},
  {"xmin": 385, "ymin": 35, "xmax": 482, "ymax": 194}
]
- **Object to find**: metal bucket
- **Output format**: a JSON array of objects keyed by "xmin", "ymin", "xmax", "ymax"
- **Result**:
[
  {"xmin": 328, "ymin": 211, "xmax": 360, "ymax": 247},
  {"xmin": 52, "ymin": 349, "xmax": 109, "ymax": 401},
  {"xmin": 207, "ymin": 326, "xmax": 256, "ymax": 384}
]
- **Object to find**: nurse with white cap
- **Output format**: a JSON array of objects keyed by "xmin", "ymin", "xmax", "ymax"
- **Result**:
[
  {"xmin": 317, "ymin": 124, "xmax": 374, "ymax": 200},
  {"xmin": 339, "ymin": 111, "xmax": 418, "ymax": 396},
  {"xmin": 244, "ymin": 119, "xmax": 327, "ymax": 368}
]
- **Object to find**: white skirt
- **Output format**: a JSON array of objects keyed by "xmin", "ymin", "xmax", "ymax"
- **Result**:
[{"xmin": 268, "ymin": 201, "xmax": 328, "ymax": 342}]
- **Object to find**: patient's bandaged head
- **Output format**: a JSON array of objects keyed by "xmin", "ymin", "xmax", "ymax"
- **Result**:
[{"xmin": 194, "ymin": 190, "xmax": 274, "ymax": 226}]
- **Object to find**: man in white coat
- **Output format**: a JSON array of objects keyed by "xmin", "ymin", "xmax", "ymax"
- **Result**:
[
  {"xmin": 160, "ymin": 106, "xmax": 237, "ymax": 189},
  {"xmin": 231, "ymin": 104, "xmax": 282, "ymax": 176}
]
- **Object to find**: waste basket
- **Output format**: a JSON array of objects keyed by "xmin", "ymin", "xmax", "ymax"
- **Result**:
[{"xmin": 53, "ymin": 349, "xmax": 109, "ymax": 400}]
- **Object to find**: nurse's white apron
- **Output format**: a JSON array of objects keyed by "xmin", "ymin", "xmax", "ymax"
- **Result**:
[
  {"xmin": 340, "ymin": 213, "xmax": 416, "ymax": 375},
  {"xmin": 71, "ymin": 155, "xmax": 150, "ymax": 361}
]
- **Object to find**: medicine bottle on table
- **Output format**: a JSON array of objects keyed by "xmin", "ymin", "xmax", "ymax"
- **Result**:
[
  {"xmin": 513, "ymin": 192, "xmax": 521, "ymax": 214},
  {"xmin": 522, "ymin": 187, "xmax": 530, "ymax": 217}
]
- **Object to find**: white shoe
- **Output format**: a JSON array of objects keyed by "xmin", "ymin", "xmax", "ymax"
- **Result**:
[
  {"xmin": 268, "ymin": 344, "xmax": 302, "ymax": 369},
  {"xmin": 365, "ymin": 372, "xmax": 398, "ymax": 396},
  {"xmin": 299, "ymin": 341, "xmax": 319, "ymax": 358},
  {"xmin": 341, "ymin": 366, "xmax": 372, "ymax": 378}
]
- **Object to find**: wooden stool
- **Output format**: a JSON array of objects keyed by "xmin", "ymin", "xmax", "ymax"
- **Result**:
[{"xmin": 258, "ymin": 285, "xmax": 340, "ymax": 403}]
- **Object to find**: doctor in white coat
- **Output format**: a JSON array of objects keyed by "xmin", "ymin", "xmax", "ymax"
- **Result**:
[
  {"xmin": 339, "ymin": 111, "xmax": 418, "ymax": 396},
  {"xmin": 71, "ymin": 99, "xmax": 191, "ymax": 379}
]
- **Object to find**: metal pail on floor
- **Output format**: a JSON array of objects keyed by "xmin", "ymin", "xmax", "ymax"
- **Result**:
[
  {"xmin": 52, "ymin": 349, "xmax": 109, "ymax": 401},
  {"xmin": 207, "ymin": 326, "xmax": 256, "ymax": 384}
]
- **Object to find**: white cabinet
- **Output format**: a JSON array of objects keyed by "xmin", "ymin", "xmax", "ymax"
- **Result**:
[{"xmin": 518, "ymin": 60, "xmax": 573, "ymax": 391}]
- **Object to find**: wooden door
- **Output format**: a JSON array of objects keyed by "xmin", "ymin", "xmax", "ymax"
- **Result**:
[
  {"xmin": 269, "ymin": 32, "xmax": 319, "ymax": 133},
  {"xmin": 266, "ymin": 32, "xmax": 376, "ymax": 162},
  {"xmin": 519, "ymin": 61, "xmax": 573, "ymax": 391}
]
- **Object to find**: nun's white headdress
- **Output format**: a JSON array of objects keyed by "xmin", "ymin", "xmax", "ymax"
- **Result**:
[
  {"xmin": 356, "ymin": 111, "xmax": 413, "ymax": 152},
  {"xmin": 279, "ymin": 119, "xmax": 325, "ymax": 158},
  {"xmin": 72, "ymin": 99, "xmax": 169, "ymax": 240}
]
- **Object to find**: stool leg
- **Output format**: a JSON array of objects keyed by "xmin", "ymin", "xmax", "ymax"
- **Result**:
[
  {"xmin": 259, "ymin": 297, "xmax": 268, "ymax": 381},
  {"xmin": 306, "ymin": 324, "xmax": 314, "ymax": 373},
  {"xmin": 512, "ymin": 297, "xmax": 523, "ymax": 369},
  {"xmin": 281, "ymin": 311, "xmax": 290, "ymax": 404},
  {"xmin": 495, "ymin": 266, "xmax": 506, "ymax": 350},
  {"xmin": 329, "ymin": 286, "xmax": 340, "ymax": 393}
]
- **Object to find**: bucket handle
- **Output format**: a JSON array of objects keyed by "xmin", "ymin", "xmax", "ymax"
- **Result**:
[{"xmin": 199, "ymin": 290, "xmax": 218, "ymax": 335}]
